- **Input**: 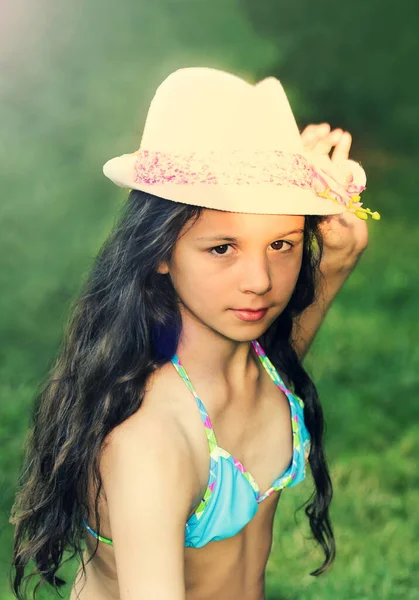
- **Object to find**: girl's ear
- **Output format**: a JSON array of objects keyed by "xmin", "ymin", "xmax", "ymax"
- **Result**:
[{"xmin": 156, "ymin": 261, "xmax": 169, "ymax": 275}]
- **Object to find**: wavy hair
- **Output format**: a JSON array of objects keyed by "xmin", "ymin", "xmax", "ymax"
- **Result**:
[{"xmin": 9, "ymin": 189, "xmax": 335, "ymax": 599}]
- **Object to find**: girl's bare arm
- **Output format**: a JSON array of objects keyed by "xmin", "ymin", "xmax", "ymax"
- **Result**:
[
  {"xmin": 292, "ymin": 260, "xmax": 361, "ymax": 361},
  {"xmin": 101, "ymin": 406, "xmax": 197, "ymax": 600}
]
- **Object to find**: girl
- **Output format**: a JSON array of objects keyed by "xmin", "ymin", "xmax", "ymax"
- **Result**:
[{"xmin": 9, "ymin": 67, "xmax": 380, "ymax": 600}]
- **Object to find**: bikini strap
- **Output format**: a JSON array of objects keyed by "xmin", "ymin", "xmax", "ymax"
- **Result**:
[
  {"xmin": 251, "ymin": 339, "xmax": 290, "ymax": 394},
  {"xmin": 171, "ymin": 339, "xmax": 295, "ymax": 453},
  {"xmin": 252, "ymin": 339, "xmax": 304, "ymax": 409},
  {"xmin": 170, "ymin": 354, "xmax": 218, "ymax": 453}
]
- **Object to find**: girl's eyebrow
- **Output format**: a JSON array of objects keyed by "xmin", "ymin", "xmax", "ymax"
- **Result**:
[{"xmin": 195, "ymin": 228, "xmax": 304, "ymax": 242}]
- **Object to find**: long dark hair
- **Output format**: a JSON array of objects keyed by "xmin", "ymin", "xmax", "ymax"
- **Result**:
[{"xmin": 9, "ymin": 189, "xmax": 335, "ymax": 599}]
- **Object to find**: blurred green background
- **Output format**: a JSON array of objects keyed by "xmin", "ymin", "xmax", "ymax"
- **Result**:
[{"xmin": 1, "ymin": 0, "xmax": 418, "ymax": 598}]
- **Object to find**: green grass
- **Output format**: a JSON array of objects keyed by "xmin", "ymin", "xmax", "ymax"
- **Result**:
[{"xmin": 1, "ymin": 1, "xmax": 418, "ymax": 598}]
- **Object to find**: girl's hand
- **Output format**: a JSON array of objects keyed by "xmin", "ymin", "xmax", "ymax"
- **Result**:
[{"xmin": 300, "ymin": 123, "xmax": 369, "ymax": 273}]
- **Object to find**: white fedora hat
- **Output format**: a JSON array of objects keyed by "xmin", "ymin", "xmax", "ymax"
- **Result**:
[{"xmin": 103, "ymin": 67, "xmax": 380, "ymax": 221}]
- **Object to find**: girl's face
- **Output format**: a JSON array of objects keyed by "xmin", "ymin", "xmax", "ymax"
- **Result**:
[{"xmin": 158, "ymin": 209, "xmax": 305, "ymax": 340}]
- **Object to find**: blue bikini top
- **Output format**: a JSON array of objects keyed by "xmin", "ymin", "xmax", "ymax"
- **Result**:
[{"xmin": 82, "ymin": 338, "xmax": 311, "ymax": 549}]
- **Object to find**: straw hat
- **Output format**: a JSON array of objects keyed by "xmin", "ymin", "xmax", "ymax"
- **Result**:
[{"xmin": 103, "ymin": 67, "xmax": 380, "ymax": 221}]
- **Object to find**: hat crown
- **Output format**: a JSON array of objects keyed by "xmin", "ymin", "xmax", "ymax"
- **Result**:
[{"xmin": 139, "ymin": 67, "xmax": 304, "ymax": 153}]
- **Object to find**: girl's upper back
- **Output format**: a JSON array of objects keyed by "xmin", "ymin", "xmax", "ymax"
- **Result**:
[{"xmin": 84, "ymin": 338, "xmax": 311, "ymax": 550}]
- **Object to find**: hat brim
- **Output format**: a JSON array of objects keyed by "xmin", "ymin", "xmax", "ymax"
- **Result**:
[{"xmin": 103, "ymin": 153, "xmax": 349, "ymax": 216}]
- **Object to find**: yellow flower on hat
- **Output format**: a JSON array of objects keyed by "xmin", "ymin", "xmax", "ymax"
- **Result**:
[{"xmin": 310, "ymin": 154, "xmax": 381, "ymax": 221}]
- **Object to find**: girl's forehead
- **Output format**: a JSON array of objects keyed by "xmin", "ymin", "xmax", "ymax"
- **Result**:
[{"xmin": 185, "ymin": 209, "xmax": 305, "ymax": 237}]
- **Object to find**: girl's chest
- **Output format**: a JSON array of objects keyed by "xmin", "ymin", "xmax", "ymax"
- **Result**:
[
  {"xmin": 80, "ymin": 366, "xmax": 291, "ymax": 599},
  {"xmin": 176, "ymin": 367, "xmax": 295, "ymax": 519}
]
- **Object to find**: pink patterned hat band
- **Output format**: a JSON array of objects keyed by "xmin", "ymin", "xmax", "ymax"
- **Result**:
[{"xmin": 133, "ymin": 149, "xmax": 381, "ymax": 221}]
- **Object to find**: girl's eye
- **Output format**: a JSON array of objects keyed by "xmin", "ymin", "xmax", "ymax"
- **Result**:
[{"xmin": 209, "ymin": 240, "xmax": 293, "ymax": 257}]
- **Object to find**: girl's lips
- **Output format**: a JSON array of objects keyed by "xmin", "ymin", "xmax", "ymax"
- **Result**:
[
  {"xmin": 231, "ymin": 308, "xmax": 268, "ymax": 321},
  {"xmin": 235, "ymin": 308, "xmax": 268, "ymax": 311}
]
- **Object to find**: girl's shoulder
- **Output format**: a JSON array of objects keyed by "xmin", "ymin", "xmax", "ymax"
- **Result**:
[
  {"xmin": 107, "ymin": 361, "xmax": 193, "ymax": 449},
  {"xmin": 141, "ymin": 360, "xmax": 197, "ymax": 435},
  {"xmin": 101, "ymin": 361, "xmax": 200, "ymax": 487},
  {"xmin": 99, "ymin": 363, "xmax": 200, "ymax": 504}
]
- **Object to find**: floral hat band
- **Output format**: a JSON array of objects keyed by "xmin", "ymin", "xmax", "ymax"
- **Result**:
[
  {"xmin": 132, "ymin": 149, "xmax": 380, "ymax": 221},
  {"xmin": 102, "ymin": 67, "xmax": 381, "ymax": 221}
]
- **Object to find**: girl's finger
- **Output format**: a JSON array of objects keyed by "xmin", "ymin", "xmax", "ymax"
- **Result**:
[
  {"xmin": 315, "ymin": 129, "xmax": 343, "ymax": 155},
  {"xmin": 331, "ymin": 131, "xmax": 352, "ymax": 162},
  {"xmin": 300, "ymin": 123, "xmax": 330, "ymax": 150}
]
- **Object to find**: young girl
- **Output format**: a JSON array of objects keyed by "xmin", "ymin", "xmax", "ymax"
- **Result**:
[{"xmin": 9, "ymin": 67, "xmax": 380, "ymax": 600}]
